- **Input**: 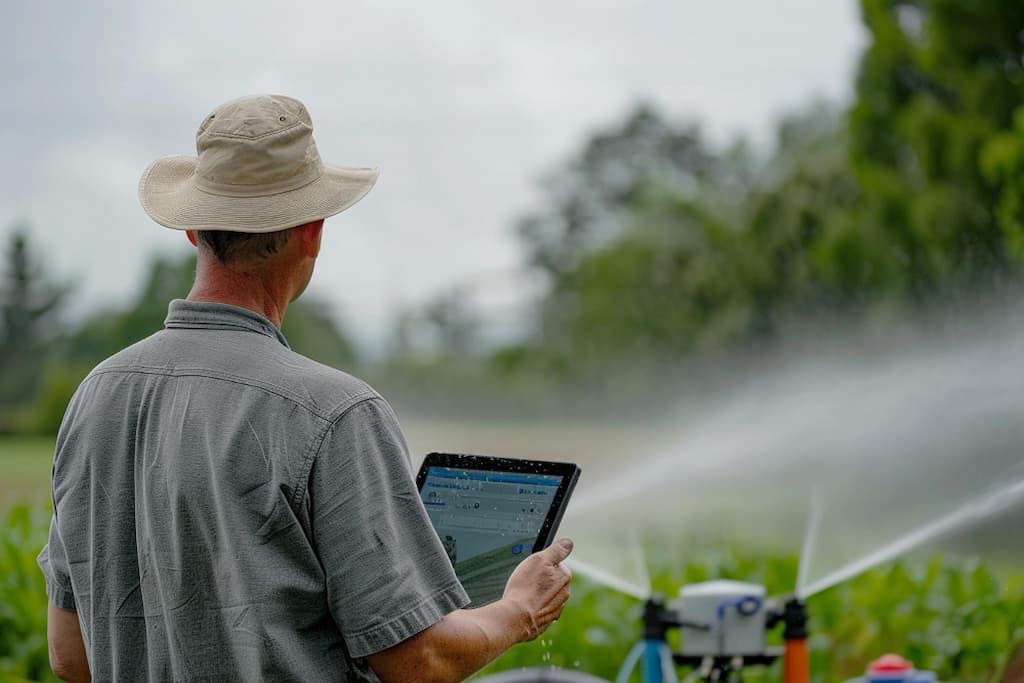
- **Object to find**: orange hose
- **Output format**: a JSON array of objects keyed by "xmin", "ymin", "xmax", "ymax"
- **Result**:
[{"xmin": 783, "ymin": 638, "xmax": 810, "ymax": 683}]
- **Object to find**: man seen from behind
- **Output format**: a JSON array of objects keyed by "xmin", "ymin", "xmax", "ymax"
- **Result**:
[{"xmin": 38, "ymin": 94, "xmax": 574, "ymax": 682}]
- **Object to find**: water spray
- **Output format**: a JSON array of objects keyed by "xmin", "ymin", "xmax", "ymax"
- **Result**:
[{"xmin": 499, "ymin": 312, "xmax": 1024, "ymax": 683}]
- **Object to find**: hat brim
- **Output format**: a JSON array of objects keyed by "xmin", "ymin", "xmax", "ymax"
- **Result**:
[{"xmin": 138, "ymin": 155, "xmax": 380, "ymax": 233}]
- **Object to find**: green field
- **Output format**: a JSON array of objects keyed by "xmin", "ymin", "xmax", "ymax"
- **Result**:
[
  {"xmin": 0, "ymin": 437, "xmax": 54, "ymax": 505},
  {"xmin": 2, "ymin": 434, "xmax": 1023, "ymax": 680}
]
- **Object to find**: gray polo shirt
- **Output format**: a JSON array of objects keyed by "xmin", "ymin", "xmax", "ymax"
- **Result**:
[{"xmin": 38, "ymin": 300, "xmax": 469, "ymax": 682}]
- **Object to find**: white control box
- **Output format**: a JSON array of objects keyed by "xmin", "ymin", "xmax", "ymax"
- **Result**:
[{"xmin": 677, "ymin": 580, "xmax": 767, "ymax": 656}]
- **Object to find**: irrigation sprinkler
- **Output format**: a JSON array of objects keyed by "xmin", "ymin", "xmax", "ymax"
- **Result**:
[
  {"xmin": 629, "ymin": 580, "xmax": 808, "ymax": 683},
  {"xmin": 628, "ymin": 582, "xmax": 937, "ymax": 682},
  {"xmin": 475, "ymin": 579, "xmax": 810, "ymax": 683},
  {"xmin": 477, "ymin": 578, "xmax": 941, "ymax": 683}
]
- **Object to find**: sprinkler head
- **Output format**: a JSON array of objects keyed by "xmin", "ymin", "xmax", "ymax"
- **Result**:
[
  {"xmin": 781, "ymin": 597, "xmax": 808, "ymax": 640},
  {"xmin": 643, "ymin": 593, "xmax": 679, "ymax": 640}
]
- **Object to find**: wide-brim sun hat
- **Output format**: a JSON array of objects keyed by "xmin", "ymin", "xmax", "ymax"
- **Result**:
[{"xmin": 139, "ymin": 94, "xmax": 379, "ymax": 233}]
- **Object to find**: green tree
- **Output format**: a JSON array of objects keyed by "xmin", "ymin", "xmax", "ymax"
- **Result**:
[
  {"xmin": 10, "ymin": 252, "xmax": 359, "ymax": 435},
  {"xmin": 392, "ymin": 287, "xmax": 481, "ymax": 362},
  {"xmin": 511, "ymin": 106, "xmax": 756, "ymax": 366},
  {"xmin": 504, "ymin": 104, "xmax": 858, "ymax": 369},
  {"xmin": 0, "ymin": 228, "xmax": 68, "ymax": 424},
  {"xmin": 840, "ymin": 0, "xmax": 1024, "ymax": 300},
  {"xmin": 71, "ymin": 252, "xmax": 357, "ymax": 370},
  {"xmin": 69, "ymin": 252, "xmax": 197, "ymax": 363},
  {"xmin": 497, "ymin": 0, "xmax": 1024, "ymax": 377},
  {"xmin": 981, "ymin": 108, "xmax": 1024, "ymax": 261},
  {"xmin": 517, "ymin": 104, "xmax": 732, "ymax": 282},
  {"xmin": 744, "ymin": 104, "xmax": 860, "ymax": 321},
  {"xmin": 281, "ymin": 297, "xmax": 357, "ymax": 370}
]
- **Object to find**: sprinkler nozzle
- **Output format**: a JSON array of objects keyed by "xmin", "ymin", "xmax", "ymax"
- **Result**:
[
  {"xmin": 643, "ymin": 594, "xmax": 674, "ymax": 639},
  {"xmin": 781, "ymin": 597, "xmax": 808, "ymax": 640}
]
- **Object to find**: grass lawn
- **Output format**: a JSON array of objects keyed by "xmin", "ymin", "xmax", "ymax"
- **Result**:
[{"xmin": 0, "ymin": 436, "xmax": 55, "ymax": 505}]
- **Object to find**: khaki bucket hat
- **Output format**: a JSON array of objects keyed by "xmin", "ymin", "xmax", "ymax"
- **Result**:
[{"xmin": 139, "ymin": 94, "xmax": 379, "ymax": 233}]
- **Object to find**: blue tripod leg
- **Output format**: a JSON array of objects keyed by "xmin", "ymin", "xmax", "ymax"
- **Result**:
[{"xmin": 642, "ymin": 639, "xmax": 664, "ymax": 683}]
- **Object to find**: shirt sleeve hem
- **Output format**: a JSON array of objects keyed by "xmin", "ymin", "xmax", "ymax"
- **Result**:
[
  {"xmin": 45, "ymin": 581, "xmax": 77, "ymax": 611},
  {"xmin": 345, "ymin": 581, "xmax": 470, "ymax": 658}
]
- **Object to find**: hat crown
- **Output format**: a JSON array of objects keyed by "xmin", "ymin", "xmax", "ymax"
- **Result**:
[
  {"xmin": 138, "ymin": 93, "xmax": 380, "ymax": 234},
  {"xmin": 193, "ymin": 94, "xmax": 323, "ymax": 197}
]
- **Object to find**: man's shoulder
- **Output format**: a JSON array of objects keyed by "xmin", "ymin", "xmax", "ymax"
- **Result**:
[
  {"xmin": 273, "ymin": 350, "xmax": 382, "ymax": 419},
  {"xmin": 84, "ymin": 329, "xmax": 381, "ymax": 421},
  {"xmin": 87, "ymin": 331, "xmax": 162, "ymax": 376}
]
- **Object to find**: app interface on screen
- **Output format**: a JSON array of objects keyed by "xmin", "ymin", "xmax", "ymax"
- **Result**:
[{"xmin": 421, "ymin": 466, "xmax": 563, "ymax": 605}]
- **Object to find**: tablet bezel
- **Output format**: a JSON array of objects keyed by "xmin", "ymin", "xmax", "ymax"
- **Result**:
[{"xmin": 416, "ymin": 452, "xmax": 581, "ymax": 553}]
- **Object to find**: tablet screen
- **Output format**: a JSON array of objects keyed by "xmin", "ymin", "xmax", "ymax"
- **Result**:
[{"xmin": 417, "ymin": 454, "xmax": 580, "ymax": 606}]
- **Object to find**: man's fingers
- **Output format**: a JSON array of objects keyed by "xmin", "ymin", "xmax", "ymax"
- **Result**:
[
  {"xmin": 539, "ymin": 587, "xmax": 571, "ymax": 624},
  {"xmin": 544, "ymin": 538, "xmax": 573, "ymax": 564},
  {"xmin": 543, "ymin": 586, "xmax": 571, "ymax": 615}
]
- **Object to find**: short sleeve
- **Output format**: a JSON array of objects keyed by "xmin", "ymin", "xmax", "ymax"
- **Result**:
[
  {"xmin": 308, "ymin": 398, "xmax": 469, "ymax": 658},
  {"xmin": 38, "ymin": 515, "xmax": 76, "ymax": 610}
]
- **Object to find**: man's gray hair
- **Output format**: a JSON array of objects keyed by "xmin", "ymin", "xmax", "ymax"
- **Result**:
[{"xmin": 195, "ymin": 229, "xmax": 294, "ymax": 264}]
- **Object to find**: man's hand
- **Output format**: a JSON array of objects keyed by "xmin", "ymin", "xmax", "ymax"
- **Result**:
[
  {"xmin": 502, "ymin": 538, "xmax": 574, "ymax": 642},
  {"xmin": 366, "ymin": 538, "xmax": 574, "ymax": 683}
]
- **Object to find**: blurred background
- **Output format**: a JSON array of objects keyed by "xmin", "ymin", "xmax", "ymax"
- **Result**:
[{"xmin": 4, "ymin": 1, "xmax": 1024, "ymax": 681}]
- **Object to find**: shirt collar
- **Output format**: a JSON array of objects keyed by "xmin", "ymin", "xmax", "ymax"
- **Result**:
[{"xmin": 164, "ymin": 299, "xmax": 290, "ymax": 348}]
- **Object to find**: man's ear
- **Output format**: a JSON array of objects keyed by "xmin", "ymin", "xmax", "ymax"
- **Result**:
[
  {"xmin": 186, "ymin": 230, "xmax": 197, "ymax": 247},
  {"xmin": 296, "ymin": 220, "xmax": 324, "ymax": 258}
]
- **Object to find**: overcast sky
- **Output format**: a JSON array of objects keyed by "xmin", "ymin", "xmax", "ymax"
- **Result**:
[{"xmin": 1, "ymin": 1, "xmax": 866, "ymax": 349}]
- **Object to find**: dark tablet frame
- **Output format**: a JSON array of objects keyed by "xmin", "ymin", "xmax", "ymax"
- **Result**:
[{"xmin": 416, "ymin": 452, "xmax": 581, "ymax": 553}]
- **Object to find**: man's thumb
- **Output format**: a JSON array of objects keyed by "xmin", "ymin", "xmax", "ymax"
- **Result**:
[{"xmin": 545, "ymin": 538, "xmax": 573, "ymax": 563}]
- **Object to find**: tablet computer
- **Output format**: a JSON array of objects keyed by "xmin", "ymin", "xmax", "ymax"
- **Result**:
[{"xmin": 416, "ymin": 452, "xmax": 581, "ymax": 607}]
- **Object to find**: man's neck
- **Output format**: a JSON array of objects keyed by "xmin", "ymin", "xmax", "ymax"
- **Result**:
[{"xmin": 188, "ymin": 262, "xmax": 291, "ymax": 328}]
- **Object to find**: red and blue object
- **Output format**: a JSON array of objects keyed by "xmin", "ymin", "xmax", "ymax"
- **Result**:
[{"xmin": 863, "ymin": 654, "xmax": 937, "ymax": 683}]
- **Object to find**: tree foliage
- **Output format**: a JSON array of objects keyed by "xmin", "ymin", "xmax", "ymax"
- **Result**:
[
  {"xmin": 8, "ymin": 0, "xmax": 1024, "ymax": 425},
  {"xmin": 493, "ymin": 0, "xmax": 1024, "ymax": 378},
  {"xmin": 2, "ymin": 247, "xmax": 359, "ymax": 434},
  {"xmin": 842, "ymin": 0, "xmax": 1024, "ymax": 299},
  {"xmin": 505, "ymin": 104, "xmax": 853, "ymax": 369},
  {"xmin": 0, "ymin": 230, "xmax": 68, "ymax": 426},
  {"xmin": 517, "ymin": 105, "xmax": 732, "ymax": 281},
  {"xmin": 69, "ymin": 252, "xmax": 356, "ymax": 371}
]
